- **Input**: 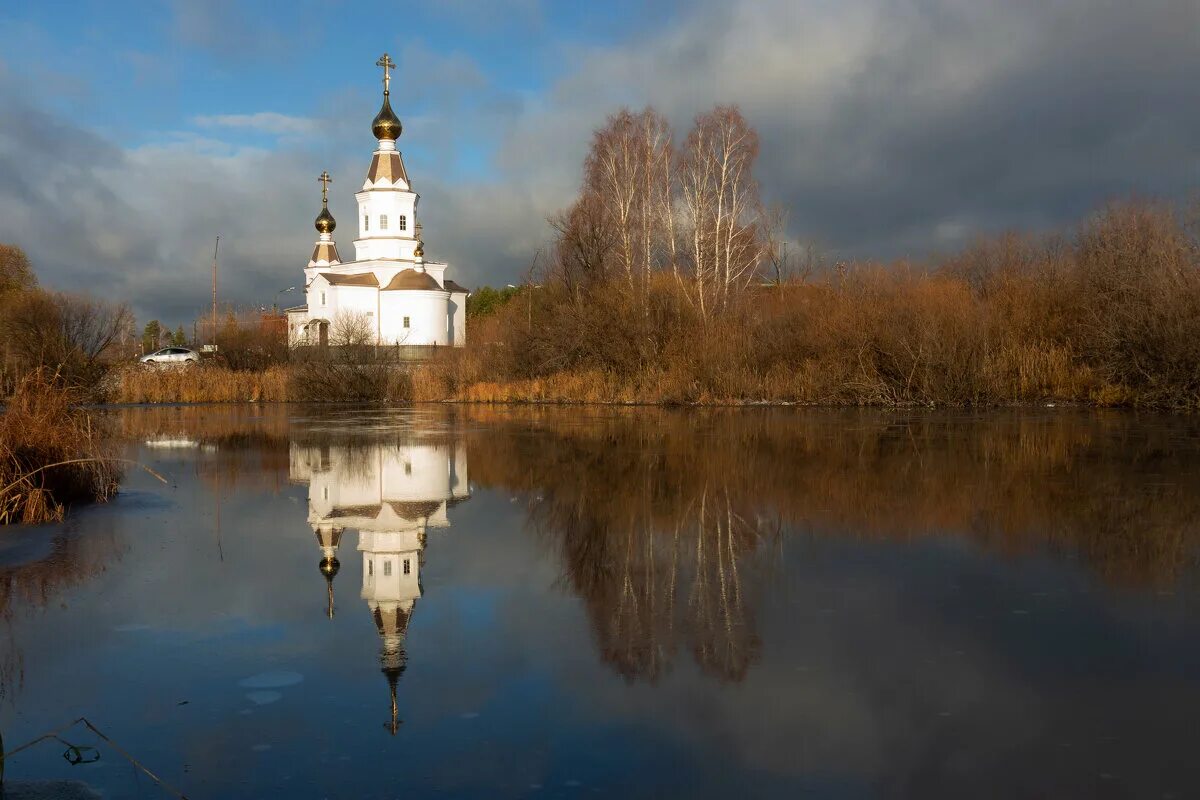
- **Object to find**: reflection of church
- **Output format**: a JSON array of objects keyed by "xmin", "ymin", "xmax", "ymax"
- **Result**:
[{"xmin": 290, "ymin": 438, "xmax": 469, "ymax": 733}]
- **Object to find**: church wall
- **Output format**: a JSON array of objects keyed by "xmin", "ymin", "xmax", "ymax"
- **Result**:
[
  {"xmin": 359, "ymin": 529, "xmax": 423, "ymax": 605},
  {"xmin": 448, "ymin": 292, "xmax": 467, "ymax": 347},
  {"xmin": 355, "ymin": 188, "xmax": 417, "ymax": 261},
  {"xmin": 379, "ymin": 290, "xmax": 450, "ymax": 346},
  {"xmin": 380, "ymin": 444, "xmax": 452, "ymax": 502},
  {"xmin": 328, "ymin": 286, "xmax": 380, "ymax": 340}
]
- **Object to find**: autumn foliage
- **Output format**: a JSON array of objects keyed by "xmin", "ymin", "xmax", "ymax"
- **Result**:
[{"xmin": 423, "ymin": 105, "xmax": 1200, "ymax": 409}]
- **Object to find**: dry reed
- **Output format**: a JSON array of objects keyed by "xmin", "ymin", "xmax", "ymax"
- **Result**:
[{"xmin": 0, "ymin": 371, "xmax": 120, "ymax": 524}]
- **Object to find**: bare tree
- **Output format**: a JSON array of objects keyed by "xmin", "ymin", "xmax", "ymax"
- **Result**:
[
  {"xmin": 549, "ymin": 191, "xmax": 615, "ymax": 300},
  {"xmin": 330, "ymin": 310, "xmax": 376, "ymax": 348},
  {"xmin": 764, "ymin": 205, "xmax": 791, "ymax": 300},
  {"xmin": 586, "ymin": 110, "xmax": 644, "ymax": 290},
  {"xmin": 2, "ymin": 291, "xmax": 131, "ymax": 388}
]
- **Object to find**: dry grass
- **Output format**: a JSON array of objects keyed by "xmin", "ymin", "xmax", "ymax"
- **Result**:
[
  {"xmin": 111, "ymin": 363, "xmax": 289, "ymax": 403},
  {"xmin": 0, "ymin": 371, "xmax": 120, "ymax": 524}
]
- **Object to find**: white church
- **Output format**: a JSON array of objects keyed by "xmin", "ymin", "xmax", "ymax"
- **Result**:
[{"xmin": 287, "ymin": 54, "xmax": 469, "ymax": 348}]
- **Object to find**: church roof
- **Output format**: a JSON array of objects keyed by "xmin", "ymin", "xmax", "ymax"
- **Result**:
[
  {"xmin": 443, "ymin": 279, "xmax": 470, "ymax": 294},
  {"xmin": 382, "ymin": 269, "xmax": 443, "ymax": 291},
  {"xmin": 387, "ymin": 500, "xmax": 442, "ymax": 520},
  {"xmin": 310, "ymin": 242, "xmax": 341, "ymax": 264},
  {"xmin": 319, "ymin": 272, "xmax": 379, "ymax": 287},
  {"xmin": 327, "ymin": 503, "xmax": 382, "ymax": 519},
  {"xmin": 367, "ymin": 151, "xmax": 409, "ymax": 186}
]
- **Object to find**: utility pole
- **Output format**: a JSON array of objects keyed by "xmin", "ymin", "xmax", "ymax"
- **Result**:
[{"xmin": 211, "ymin": 235, "xmax": 220, "ymax": 347}]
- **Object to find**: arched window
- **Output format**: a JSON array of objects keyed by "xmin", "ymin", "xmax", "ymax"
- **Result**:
[
  {"xmin": 398, "ymin": 215, "xmax": 408, "ymax": 231},
  {"xmin": 380, "ymin": 215, "xmax": 388, "ymax": 230},
  {"xmin": 363, "ymin": 214, "xmax": 369, "ymax": 231}
]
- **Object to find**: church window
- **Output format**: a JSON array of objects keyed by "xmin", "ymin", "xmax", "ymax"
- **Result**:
[
  {"xmin": 405, "ymin": 462, "xmax": 411, "ymax": 475},
  {"xmin": 363, "ymin": 214, "xmax": 369, "ymax": 231},
  {"xmin": 320, "ymin": 291, "xmax": 326, "ymax": 306},
  {"xmin": 368, "ymin": 560, "xmax": 374, "ymax": 576},
  {"xmin": 383, "ymin": 560, "xmax": 393, "ymax": 577},
  {"xmin": 399, "ymin": 215, "xmax": 407, "ymax": 231},
  {"xmin": 380, "ymin": 215, "xmax": 388, "ymax": 230},
  {"xmin": 403, "ymin": 316, "xmax": 410, "ymax": 329},
  {"xmin": 322, "ymin": 486, "xmax": 328, "ymax": 500},
  {"xmin": 403, "ymin": 559, "xmax": 411, "ymax": 575}
]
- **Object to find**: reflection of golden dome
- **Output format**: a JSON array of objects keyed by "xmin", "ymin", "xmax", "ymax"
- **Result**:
[
  {"xmin": 372, "ymin": 95, "xmax": 402, "ymax": 141},
  {"xmin": 315, "ymin": 206, "xmax": 336, "ymax": 234},
  {"xmin": 319, "ymin": 556, "xmax": 340, "ymax": 578}
]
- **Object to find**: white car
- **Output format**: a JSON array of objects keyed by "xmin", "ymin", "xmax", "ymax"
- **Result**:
[{"xmin": 140, "ymin": 347, "xmax": 201, "ymax": 366}]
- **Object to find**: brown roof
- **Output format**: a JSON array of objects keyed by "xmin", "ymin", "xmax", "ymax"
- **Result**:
[
  {"xmin": 310, "ymin": 242, "xmax": 341, "ymax": 264},
  {"xmin": 366, "ymin": 151, "xmax": 410, "ymax": 186},
  {"xmin": 387, "ymin": 500, "xmax": 442, "ymax": 520},
  {"xmin": 382, "ymin": 269, "xmax": 442, "ymax": 291},
  {"xmin": 443, "ymin": 279, "xmax": 470, "ymax": 294},
  {"xmin": 319, "ymin": 272, "xmax": 379, "ymax": 287},
  {"xmin": 327, "ymin": 504, "xmax": 382, "ymax": 519}
]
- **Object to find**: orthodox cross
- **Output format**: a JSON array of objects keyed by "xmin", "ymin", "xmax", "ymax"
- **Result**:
[
  {"xmin": 376, "ymin": 53, "xmax": 396, "ymax": 96},
  {"xmin": 318, "ymin": 170, "xmax": 332, "ymax": 205}
]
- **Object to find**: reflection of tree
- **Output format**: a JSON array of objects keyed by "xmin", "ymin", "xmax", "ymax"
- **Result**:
[
  {"xmin": 514, "ymin": 425, "xmax": 771, "ymax": 684},
  {"xmin": 467, "ymin": 406, "xmax": 1200, "ymax": 683}
]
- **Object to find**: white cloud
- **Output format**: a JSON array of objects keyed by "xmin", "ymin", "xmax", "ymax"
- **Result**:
[{"xmin": 193, "ymin": 112, "xmax": 319, "ymax": 138}]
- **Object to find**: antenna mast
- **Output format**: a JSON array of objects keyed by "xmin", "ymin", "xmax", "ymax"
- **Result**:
[{"xmin": 211, "ymin": 235, "xmax": 220, "ymax": 346}]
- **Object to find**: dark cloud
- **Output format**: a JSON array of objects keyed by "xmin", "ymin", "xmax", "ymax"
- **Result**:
[{"xmin": 1, "ymin": 0, "xmax": 1198, "ymax": 323}]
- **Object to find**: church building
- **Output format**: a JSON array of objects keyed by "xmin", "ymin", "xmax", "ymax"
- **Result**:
[{"xmin": 287, "ymin": 54, "xmax": 469, "ymax": 348}]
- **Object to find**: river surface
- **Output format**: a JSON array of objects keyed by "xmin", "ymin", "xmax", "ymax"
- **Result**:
[{"xmin": 2, "ymin": 405, "xmax": 1200, "ymax": 799}]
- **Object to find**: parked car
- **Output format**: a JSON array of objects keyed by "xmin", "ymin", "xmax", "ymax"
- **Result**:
[{"xmin": 140, "ymin": 347, "xmax": 201, "ymax": 366}]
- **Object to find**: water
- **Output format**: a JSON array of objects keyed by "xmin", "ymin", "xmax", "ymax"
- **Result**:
[{"xmin": 2, "ymin": 405, "xmax": 1200, "ymax": 799}]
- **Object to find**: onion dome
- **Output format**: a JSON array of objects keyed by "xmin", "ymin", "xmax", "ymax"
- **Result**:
[
  {"xmin": 413, "ymin": 239, "xmax": 424, "ymax": 258},
  {"xmin": 315, "ymin": 170, "xmax": 336, "ymax": 233},
  {"xmin": 315, "ymin": 206, "xmax": 336, "ymax": 234},
  {"xmin": 319, "ymin": 556, "xmax": 340, "ymax": 578},
  {"xmin": 372, "ymin": 95, "xmax": 403, "ymax": 141}
]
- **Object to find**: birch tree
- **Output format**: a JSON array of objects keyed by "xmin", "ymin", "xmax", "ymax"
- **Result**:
[{"xmin": 680, "ymin": 106, "xmax": 764, "ymax": 313}]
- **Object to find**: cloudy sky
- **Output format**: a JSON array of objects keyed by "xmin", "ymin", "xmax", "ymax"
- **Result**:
[{"xmin": 0, "ymin": 0, "xmax": 1197, "ymax": 324}]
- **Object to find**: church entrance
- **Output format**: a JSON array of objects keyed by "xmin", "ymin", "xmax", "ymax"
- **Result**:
[{"xmin": 318, "ymin": 321, "xmax": 329, "ymax": 348}]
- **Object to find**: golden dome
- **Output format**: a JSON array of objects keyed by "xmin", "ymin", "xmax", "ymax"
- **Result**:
[
  {"xmin": 383, "ymin": 269, "xmax": 442, "ymax": 291},
  {"xmin": 413, "ymin": 239, "xmax": 424, "ymax": 258},
  {"xmin": 372, "ymin": 95, "xmax": 402, "ymax": 141},
  {"xmin": 314, "ymin": 206, "xmax": 336, "ymax": 234},
  {"xmin": 319, "ymin": 556, "xmax": 340, "ymax": 578}
]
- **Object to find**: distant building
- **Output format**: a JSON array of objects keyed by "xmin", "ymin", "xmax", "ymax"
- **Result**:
[
  {"xmin": 287, "ymin": 53, "xmax": 469, "ymax": 349},
  {"xmin": 290, "ymin": 436, "xmax": 470, "ymax": 733}
]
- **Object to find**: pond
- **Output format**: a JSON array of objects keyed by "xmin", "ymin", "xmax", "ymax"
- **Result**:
[{"xmin": 2, "ymin": 405, "xmax": 1200, "ymax": 798}]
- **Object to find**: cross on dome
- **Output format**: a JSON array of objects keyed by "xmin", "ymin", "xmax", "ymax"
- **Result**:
[
  {"xmin": 376, "ymin": 53, "xmax": 396, "ymax": 96},
  {"xmin": 371, "ymin": 53, "xmax": 403, "ymax": 142},
  {"xmin": 318, "ymin": 170, "xmax": 332, "ymax": 205}
]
